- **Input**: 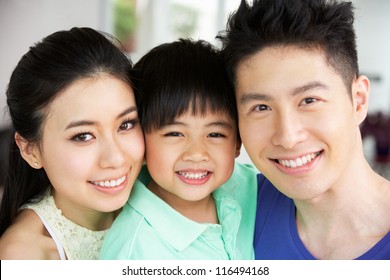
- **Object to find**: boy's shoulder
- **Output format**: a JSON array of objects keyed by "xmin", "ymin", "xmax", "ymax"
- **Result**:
[
  {"xmin": 219, "ymin": 161, "xmax": 258, "ymax": 208},
  {"xmin": 221, "ymin": 161, "xmax": 258, "ymax": 192},
  {"xmin": 233, "ymin": 161, "xmax": 258, "ymax": 175}
]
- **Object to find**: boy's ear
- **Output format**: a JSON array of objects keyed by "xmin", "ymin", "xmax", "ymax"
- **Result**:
[
  {"xmin": 235, "ymin": 139, "xmax": 242, "ymax": 158},
  {"xmin": 14, "ymin": 132, "xmax": 42, "ymax": 169},
  {"xmin": 352, "ymin": 75, "xmax": 370, "ymax": 125}
]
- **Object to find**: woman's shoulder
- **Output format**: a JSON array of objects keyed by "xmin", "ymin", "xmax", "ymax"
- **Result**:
[{"xmin": 0, "ymin": 209, "xmax": 60, "ymax": 260}]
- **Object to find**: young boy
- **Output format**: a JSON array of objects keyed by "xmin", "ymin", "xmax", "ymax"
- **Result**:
[{"xmin": 100, "ymin": 39, "xmax": 258, "ymax": 259}]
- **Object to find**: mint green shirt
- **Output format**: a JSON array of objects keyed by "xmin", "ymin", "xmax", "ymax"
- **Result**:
[{"xmin": 100, "ymin": 162, "xmax": 258, "ymax": 260}]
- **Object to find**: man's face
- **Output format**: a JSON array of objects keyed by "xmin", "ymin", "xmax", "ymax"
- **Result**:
[{"xmin": 235, "ymin": 46, "xmax": 368, "ymax": 201}]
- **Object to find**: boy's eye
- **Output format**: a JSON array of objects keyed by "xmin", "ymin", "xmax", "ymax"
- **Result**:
[
  {"xmin": 164, "ymin": 132, "xmax": 183, "ymax": 137},
  {"xmin": 208, "ymin": 133, "xmax": 225, "ymax": 138},
  {"xmin": 71, "ymin": 133, "xmax": 94, "ymax": 142}
]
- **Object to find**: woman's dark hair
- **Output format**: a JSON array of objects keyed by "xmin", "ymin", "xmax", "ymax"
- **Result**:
[
  {"xmin": 0, "ymin": 27, "xmax": 134, "ymax": 236},
  {"xmin": 132, "ymin": 38, "xmax": 237, "ymax": 134}
]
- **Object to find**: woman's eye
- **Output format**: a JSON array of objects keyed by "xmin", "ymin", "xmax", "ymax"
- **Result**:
[
  {"xmin": 71, "ymin": 133, "xmax": 94, "ymax": 142},
  {"xmin": 119, "ymin": 119, "xmax": 136, "ymax": 131},
  {"xmin": 253, "ymin": 104, "xmax": 270, "ymax": 111}
]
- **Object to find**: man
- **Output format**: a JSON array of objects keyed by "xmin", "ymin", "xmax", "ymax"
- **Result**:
[{"xmin": 218, "ymin": 0, "xmax": 390, "ymax": 259}]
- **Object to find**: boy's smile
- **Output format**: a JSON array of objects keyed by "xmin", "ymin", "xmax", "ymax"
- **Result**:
[
  {"xmin": 176, "ymin": 169, "xmax": 212, "ymax": 185},
  {"xmin": 145, "ymin": 110, "xmax": 240, "ymax": 205}
]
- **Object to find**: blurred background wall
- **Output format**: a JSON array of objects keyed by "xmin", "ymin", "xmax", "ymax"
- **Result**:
[{"xmin": 1, "ymin": 0, "xmax": 390, "ymax": 171}]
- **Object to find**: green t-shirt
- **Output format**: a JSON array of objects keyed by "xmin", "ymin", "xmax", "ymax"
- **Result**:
[{"xmin": 100, "ymin": 162, "xmax": 258, "ymax": 260}]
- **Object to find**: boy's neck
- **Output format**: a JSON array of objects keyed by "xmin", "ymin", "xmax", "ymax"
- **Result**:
[
  {"xmin": 147, "ymin": 181, "xmax": 219, "ymax": 224},
  {"xmin": 176, "ymin": 196, "xmax": 219, "ymax": 224}
]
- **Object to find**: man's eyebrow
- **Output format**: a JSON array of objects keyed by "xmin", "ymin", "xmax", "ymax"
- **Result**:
[
  {"xmin": 65, "ymin": 106, "xmax": 138, "ymax": 130},
  {"xmin": 291, "ymin": 81, "xmax": 328, "ymax": 96},
  {"xmin": 239, "ymin": 93, "xmax": 271, "ymax": 105},
  {"xmin": 239, "ymin": 81, "xmax": 328, "ymax": 105}
]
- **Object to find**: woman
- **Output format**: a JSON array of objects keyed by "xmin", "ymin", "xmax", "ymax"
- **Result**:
[{"xmin": 0, "ymin": 27, "xmax": 145, "ymax": 259}]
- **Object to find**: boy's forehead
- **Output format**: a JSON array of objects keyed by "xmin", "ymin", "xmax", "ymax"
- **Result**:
[{"xmin": 177, "ymin": 107, "xmax": 235, "ymax": 122}]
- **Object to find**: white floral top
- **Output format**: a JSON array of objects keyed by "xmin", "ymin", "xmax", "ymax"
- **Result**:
[{"xmin": 20, "ymin": 191, "xmax": 106, "ymax": 260}]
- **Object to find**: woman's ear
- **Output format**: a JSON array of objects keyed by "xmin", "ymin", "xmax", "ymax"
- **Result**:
[
  {"xmin": 352, "ymin": 75, "xmax": 370, "ymax": 125},
  {"xmin": 14, "ymin": 132, "xmax": 42, "ymax": 169}
]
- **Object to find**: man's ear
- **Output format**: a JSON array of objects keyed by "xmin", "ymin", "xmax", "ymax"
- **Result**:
[
  {"xmin": 14, "ymin": 132, "xmax": 42, "ymax": 169},
  {"xmin": 352, "ymin": 75, "xmax": 370, "ymax": 126}
]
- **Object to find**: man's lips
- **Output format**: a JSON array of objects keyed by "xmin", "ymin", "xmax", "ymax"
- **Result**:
[{"xmin": 272, "ymin": 151, "xmax": 322, "ymax": 168}]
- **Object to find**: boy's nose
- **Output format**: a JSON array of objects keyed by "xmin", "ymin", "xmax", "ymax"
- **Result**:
[{"xmin": 182, "ymin": 141, "xmax": 209, "ymax": 162}]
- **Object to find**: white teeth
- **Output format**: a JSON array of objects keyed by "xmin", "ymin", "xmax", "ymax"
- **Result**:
[
  {"xmin": 91, "ymin": 176, "xmax": 126, "ymax": 188},
  {"xmin": 289, "ymin": 160, "xmax": 297, "ymax": 168},
  {"xmin": 178, "ymin": 171, "xmax": 208, "ymax": 180},
  {"xmin": 278, "ymin": 152, "xmax": 320, "ymax": 168}
]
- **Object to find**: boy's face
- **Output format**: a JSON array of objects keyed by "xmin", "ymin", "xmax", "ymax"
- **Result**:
[
  {"xmin": 145, "ymin": 110, "xmax": 240, "ymax": 206},
  {"xmin": 235, "ymin": 46, "xmax": 369, "ymax": 201}
]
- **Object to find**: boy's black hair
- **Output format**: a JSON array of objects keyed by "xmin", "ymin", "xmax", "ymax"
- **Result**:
[{"xmin": 132, "ymin": 38, "xmax": 237, "ymax": 133}]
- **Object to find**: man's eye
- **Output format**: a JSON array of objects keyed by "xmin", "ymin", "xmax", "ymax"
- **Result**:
[
  {"xmin": 301, "ymin": 97, "xmax": 318, "ymax": 105},
  {"xmin": 253, "ymin": 104, "xmax": 270, "ymax": 111}
]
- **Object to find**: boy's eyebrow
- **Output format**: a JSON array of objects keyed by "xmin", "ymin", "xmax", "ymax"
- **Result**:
[
  {"xmin": 206, "ymin": 121, "xmax": 234, "ymax": 129},
  {"xmin": 65, "ymin": 106, "xmax": 137, "ymax": 130},
  {"xmin": 239, "ymin": 81, "xmax": 328, "ymax": 104},
  {"xmin": 164, "ymin": 120, "xmax": 234, "ymax": 129}
]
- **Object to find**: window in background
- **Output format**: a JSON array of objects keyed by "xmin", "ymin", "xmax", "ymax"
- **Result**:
[
  {"xmin": 169, "ymin": 0, "xmax": 241, "ymax": 45},
  {"xmin": 170, "ymin": 1, "xmax": 199, "ymax": 39},
  {"xmin": 119, "ymin": 0, "xmax": 241, "ymax": 59},
  {"xmin": 114, "ymin": 0, "xmax": 137, "ymax": 53}
]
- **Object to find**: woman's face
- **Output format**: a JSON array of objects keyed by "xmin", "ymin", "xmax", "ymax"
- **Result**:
[{"xmin": 34, "ymin": 75, "xmax": 144, "ymax": 224}]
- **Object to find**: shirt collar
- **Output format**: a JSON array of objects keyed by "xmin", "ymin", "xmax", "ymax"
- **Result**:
[
  {"xmin": 130, "ymin": 168, "xmax": 209, "ymax": 251},
  {"xmin": 130, "ymin": 166, "xmax": 242, "ymax": 254}
]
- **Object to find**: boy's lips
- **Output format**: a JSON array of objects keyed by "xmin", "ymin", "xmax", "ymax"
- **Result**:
[
  {"xmin": 176, "ymin": 170, "xmax": 212, "ymax": 185},
  {"xmin": 177, "ymin": 171, "xmax": 209, "ymax": 179}
]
